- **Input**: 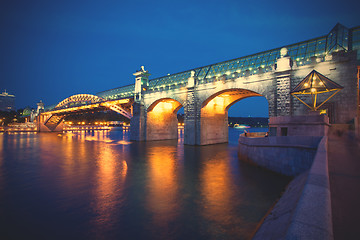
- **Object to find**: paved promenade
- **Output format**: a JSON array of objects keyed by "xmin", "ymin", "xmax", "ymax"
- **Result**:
[{"xmin": 328, "ymin": 133, "xmax": 360, "ymax": 239}]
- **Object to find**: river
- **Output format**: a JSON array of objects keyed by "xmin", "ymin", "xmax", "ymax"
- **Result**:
[{"xmin": 0, "ymin": 128, "xmax": 290, "ymax": 239}]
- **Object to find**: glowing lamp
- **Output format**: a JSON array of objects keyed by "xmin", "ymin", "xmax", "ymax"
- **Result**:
[{"xmin": 290, "ymin": 70, "xmax": 343, "ymax": 111}]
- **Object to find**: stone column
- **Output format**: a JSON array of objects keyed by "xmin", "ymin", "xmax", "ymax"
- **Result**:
[
  {"xmin": 130, "ymin": 66, "xmax": 150, "ymax": 141},
  {"xmin": 275, "ymin": 48, "xmax": 293, "ymax": 116},
  {"xmin": 133, "ymin": 66, "xmax": 150, "ymax": 102},
  {"xmin": 184, "ymin": 71, "xmax": 201, "ymax": 145},
  {"xmin": 130, "ymin": 102, "xmax": 147, "ymax": 141}
]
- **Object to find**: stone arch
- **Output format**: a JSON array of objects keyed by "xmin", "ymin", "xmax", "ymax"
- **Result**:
[
  {"xmin": 147, "ymin": 98, "xmax": 183, "ymax": 113},
  {"xmin": 146, "ymin": 98, "xmax": 183, "ymax": 141},
  {"xmin": 199, "ymin": 88, "xmax": 265, "ymax": 145},
  {"xmin": 201, "ymin": 89, "xmax": 263, "ymax": 109}
]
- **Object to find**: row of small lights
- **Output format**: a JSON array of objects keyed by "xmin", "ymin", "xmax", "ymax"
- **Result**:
[
  {"xmin": 2, "ymin": 127, "xmax": 37, "ymax": 131},
  {"xmin": 305, "ymin": 75, "xmax": 324, "ymax": 93},
  {"xmin": 64, "ymin": 126, "xmax": 111, "ymax": 130},
  {"xmin": 64, "ymin": 121, "xmax": 117, "ymax": 126},
  {"xmin": 3, "ymin": 132, "xmax": 37, "ymax": 135},
  {"xmin": 106, "ymin": 53, "xmax": 326, "ymax": 98},
  {"xmin": 149, "ymin": 65, "xmax": 279, "ymax": 90}
]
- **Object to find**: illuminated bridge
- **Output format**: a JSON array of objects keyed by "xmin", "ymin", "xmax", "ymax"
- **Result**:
[
  {"xmin": 39, "ymin": 94, "xmax": 133, "ymax": 131},
  {"xmin": 39, "ymin": 23, "xmax": 360, "ymax": 145}
]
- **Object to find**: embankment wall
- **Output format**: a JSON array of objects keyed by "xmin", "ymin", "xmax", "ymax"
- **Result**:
[
  {"xmin": 238, "ymin": 136, "xmax": 321, "ymax": 176},
  {"xmin": 252, "ymin": 137, "xmax": 333, "ymax": 239}
]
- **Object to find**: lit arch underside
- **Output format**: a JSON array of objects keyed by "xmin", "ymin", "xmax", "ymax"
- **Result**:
[
  {"xmin": 147, "ymin": 98, "xmax": 183, "ymax": 141},
  {"xmin": 202, "ymin": 89, "xmax": 262, "ymax": 112},
  {"xmin": 200, "ymin": 89, "xmax": 263, "ymax": 145}
]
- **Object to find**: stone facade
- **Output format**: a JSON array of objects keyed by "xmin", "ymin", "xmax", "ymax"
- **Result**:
[
  {"xmin": 129, "ymin": 50, "xmax": 358, "ymax": 145},
  {"xmin": 269, "ymin": 114, "xmax": 330, "ymax": 137}
]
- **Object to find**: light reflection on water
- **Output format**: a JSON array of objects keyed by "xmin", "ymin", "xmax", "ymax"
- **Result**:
[
  {"xmin": 200, "ymin": 150, "xmax": 238, "ymax": 237},
  {"xmin": 0, "ymin": 128, "xmax": 289, "ymax": 239},
  {"xmin": 147, "ymin": 145, "xmax": 181, "ymax": 231}
]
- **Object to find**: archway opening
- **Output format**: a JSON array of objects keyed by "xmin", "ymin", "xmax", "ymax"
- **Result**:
[
  {"xmin": 227, "ymin": 96, "xmax": 269, "ymax": 143},
  {"xmin": 147, "ymin": 98, "xmax": 183, "ymax": 141},
  {"xmin": 200, "ymin": 89, "xmax": 265, "ymax": 145}
]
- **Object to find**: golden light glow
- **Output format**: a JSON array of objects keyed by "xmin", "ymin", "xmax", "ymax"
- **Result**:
[
  {"xmin": 202, "ymin": 90, "xmax": 262, "ymax": 116},
  {"xmin": 146, "ymin": 98, "xmax": 183, "ymax": 140},
  {"xmin": 146, "ymin": 146, "xmax": 180, "ymax": 226},
  {"xmin": 150, "ymin": 99, "xmax": 180, "ymax": 113},
  {"xmin": 199, "ymin": 152, "xmax": 238, "ymax": 231},
  {"xmin": 205, "ymin": 96, "xmax": 226, "ymax": 115},
  {"xmin": 92, "ymin": 143, "xmax": 127, "ymax": 234},
  {"xmin": 319, "ymin": 109, "xmax": 327, "ymax": 115}
]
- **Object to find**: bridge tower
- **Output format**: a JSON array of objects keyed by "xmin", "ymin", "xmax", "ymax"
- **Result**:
[
  {"xmin": 274, "ymin": 47, "xmax": 293, "ymax": 116},
  {"xmin": 130, "ymin": 66, "xmax": 150, "ymax": 141}
]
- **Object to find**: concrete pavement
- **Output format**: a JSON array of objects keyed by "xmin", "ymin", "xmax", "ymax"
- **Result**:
[{"xmin": 328, "ymin": 133, "xmax": 360, "ymax": 239}]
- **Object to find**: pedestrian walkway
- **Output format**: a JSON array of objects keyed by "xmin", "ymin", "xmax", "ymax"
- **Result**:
[{"xmin": 328, "ymin": 133, "xmax": 360, "ymax": 239}]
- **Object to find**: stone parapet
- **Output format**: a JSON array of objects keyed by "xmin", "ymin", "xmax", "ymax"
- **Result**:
[
  {"xmin": 253, "ymin": 137, "xmax": 333, "ymax": 240},
  {"xmin": 285, "ymin": 137, "xmax": 333, "ymax": 239},
  {"xmin": 269, "ymin": 115, "xmax": 330, "ymax": 137}
]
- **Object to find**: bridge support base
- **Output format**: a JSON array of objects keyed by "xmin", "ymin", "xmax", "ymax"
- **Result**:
[{"xmin": 130, "ymin": 102, "xmax": 147, "ymax": 141}]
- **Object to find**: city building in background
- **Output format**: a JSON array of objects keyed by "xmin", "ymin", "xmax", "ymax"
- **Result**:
[{"xmin": 0, "ymin": 90, "xmax": 15, "ymax": 111}]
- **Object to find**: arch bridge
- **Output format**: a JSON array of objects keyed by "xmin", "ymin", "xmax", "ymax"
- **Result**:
[
  {"xmin": 40, "ymin": 24, "xmax": 359, "ymax": 144},
  {"xmin": 38, "ymin": 94, "xmax": 133, "ymax": 132}
]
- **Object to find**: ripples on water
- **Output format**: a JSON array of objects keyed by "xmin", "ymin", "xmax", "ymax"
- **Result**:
[{"xmin": 0, "ymin": 128, "xmax": 290, "ymax": 239}]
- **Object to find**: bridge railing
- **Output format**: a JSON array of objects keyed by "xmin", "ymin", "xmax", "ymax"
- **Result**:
[{"xmin": 96, "ymin": 34, "xmax": 331, "ymax": 100}]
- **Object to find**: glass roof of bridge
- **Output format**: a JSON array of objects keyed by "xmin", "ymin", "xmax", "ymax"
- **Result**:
[
  {"xmin": 351, "ymin": 26, "xmax": 360, "ymax": 60},
  {"xmin": 96, "ymin": 23, "xmax": 359, "ymax": 101}
]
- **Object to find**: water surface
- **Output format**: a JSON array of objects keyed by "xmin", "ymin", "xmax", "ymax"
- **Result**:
[{"xmin": 0, "ymin": 128, "xmax": 289, "ymax": 239}]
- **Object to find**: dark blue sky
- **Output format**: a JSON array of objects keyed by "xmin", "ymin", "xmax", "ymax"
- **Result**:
[{"xmin": 1, "ymin": 0, "xmax": 359, "ymax": 116}]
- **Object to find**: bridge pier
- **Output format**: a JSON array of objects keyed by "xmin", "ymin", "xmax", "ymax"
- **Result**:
[
  {"xmin": 200, "ymin": 104, "xmax": 228, "ymax": 145},
  {"xmin": 37, "ymin": 114, "xmax": 64, "ymax": 132},
  {"xmin": 130, "ymin": 102, "xmax": 147, "ymax": 141},
  {"xmin": 184, "ymin": 76, "xmax": 201, "ymax": 145}
]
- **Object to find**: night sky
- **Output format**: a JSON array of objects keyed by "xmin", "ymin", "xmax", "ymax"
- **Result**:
[{"xmin": 1, "ymin": 0, "xmax": 359, "ymax": 117}]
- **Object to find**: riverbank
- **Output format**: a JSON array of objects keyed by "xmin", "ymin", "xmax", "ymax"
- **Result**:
[
  {"xmin": 252, "ymin": 137, "xmax": 333, "ymax": 239},
  {"xmin": 238, "ymin": 135, "xmax": 320, "ymax": 176}
]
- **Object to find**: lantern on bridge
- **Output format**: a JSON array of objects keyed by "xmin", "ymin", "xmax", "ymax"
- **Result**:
[{"xmin": 290, "ymin": 70, "xmax": 343, "ymax": 111}]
